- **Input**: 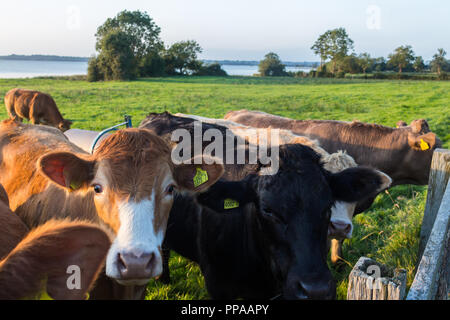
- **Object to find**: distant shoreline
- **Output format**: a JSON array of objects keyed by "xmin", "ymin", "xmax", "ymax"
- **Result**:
[
  {"xmin": 0, "ymin": 54, "xmax": 318, "ymax": 67},
  {"xmin": 0, "ymin": 54, "xmax": 89, "ymax": 62}
]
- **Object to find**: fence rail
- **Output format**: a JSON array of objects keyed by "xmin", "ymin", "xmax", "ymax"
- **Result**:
[{"xmin": 407, "ymin": 148, "xmax": 450, "ymax": 300}]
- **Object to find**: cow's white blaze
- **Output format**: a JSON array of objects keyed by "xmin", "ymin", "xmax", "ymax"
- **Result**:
[
  {"xmin": 105, "ymin": 191, "xmax": 164, "ymax": 281},
  {"xmin": 329, "ymin": 201, "xmax": 356, "ymax": 239}
]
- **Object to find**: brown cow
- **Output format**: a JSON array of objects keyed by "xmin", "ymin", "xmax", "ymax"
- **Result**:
[
  {"xmin": 4, "ymin": 88, "xmax": 72, "ymax": 131},
  {"xmin": 0, "ymin": 120, "xmax": 224, "ymax": 299},
  {"xmin": 225, "ymin": 110, "xmax": 441, "ymax": 198},
  {"xmin": 0, "ymin": 184, "xmax": 111, "ymax": 300}
]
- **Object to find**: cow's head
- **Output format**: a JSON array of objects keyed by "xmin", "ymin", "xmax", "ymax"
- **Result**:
[
  {"xmin": 321, "ymin": 151, "xmax": 391, "ymax": 239},
  {"xmin": 397, "ymin": 119, "xmax": 442, "ymax": 184},
  {"xmin": 58, "ymin": 119, "xmax": 73, "ymax": 132},
  {"xmin": 209, "ymin": 144, "xmax": 390, "ymax": 299},
  {"xmin": 38, "ymin": 129, "xmax": 223, "ymax": 286}
]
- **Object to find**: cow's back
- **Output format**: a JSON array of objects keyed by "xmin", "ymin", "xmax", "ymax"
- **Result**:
[{"xmin": 225, "ymin": 110, "xmax": 396, "ymax": 170}]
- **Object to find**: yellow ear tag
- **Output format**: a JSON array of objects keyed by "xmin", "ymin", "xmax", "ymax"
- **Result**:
[
  {"xmin": 224, "ymin": 198, "xmax": 239, "ymax": 210},
  {"xmin": 420, "ymin": 139, "xmax": 430, "ymax": 151},
  {"xmin": 193, "ymin": 167, "xmax": 208, "ymax": 188},
  {"xmin": 39, "ymin": 290, "xmax": 54, "ymax": 300},
  {"xmin": 70, "ymin": 180, "xmax": 82, "ymax": 190}
]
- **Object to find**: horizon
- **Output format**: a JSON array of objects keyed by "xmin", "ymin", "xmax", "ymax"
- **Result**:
[{"xmin": 0, "ymin": 1, "xmax": 449, "ymax": 61}]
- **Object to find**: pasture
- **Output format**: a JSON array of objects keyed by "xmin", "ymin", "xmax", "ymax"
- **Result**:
[{"xmin": 0, "ymin": 76, "xmax": 448, "ymax": 300}]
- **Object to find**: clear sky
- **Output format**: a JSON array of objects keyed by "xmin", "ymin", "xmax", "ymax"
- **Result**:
[{"xmin": 0, "ymin": 0, "xmax": 448, "ymax": 61}]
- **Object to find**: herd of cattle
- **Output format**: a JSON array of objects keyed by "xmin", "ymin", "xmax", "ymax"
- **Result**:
[{"xmin": 0, "ymin": 88, "xmax": 442, "ymax": 300}]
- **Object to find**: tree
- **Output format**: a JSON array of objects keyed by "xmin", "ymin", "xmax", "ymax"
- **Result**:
[
  {"xmin": 311, "ymin": 28, "xmax": 354, "ymax": 74},
  {"xmin": 373, "ymin": 57, "xmax": 387, "ymax": 72},
  {"xmin": 95, "ymin": 10, "xmax": 163, "ymax": 61},
  {"xmin": 430, "ymin": 48, "xmax": 448, "ymax": 75},
  {"xmin": 387, "ymin": 45, "xmax": 415, "ymax": 73},
  {"xmin": 91, "ymin": 10, "xmax": 163, "ymax": 80},
  {"xmin": 358, "ymin": 53, "xmax": 374, "ymax": 74},
  {"xmin": 163, "ymin": 40, "xmax": 203, "ymax": 75},
  {"xmin": 258, "ymin": 52, "xmax": 287, "ymax": 76},
  {"xmin": 95, "ymin": 29, "xmax": 137, "ymax": 80},
  {"xmin": 139, "ymin": 52, "xmax": 165, "ymax": 77},
  {"xmin": 413, "ymin": 56, "xmax": 425, "ymax": 73}
]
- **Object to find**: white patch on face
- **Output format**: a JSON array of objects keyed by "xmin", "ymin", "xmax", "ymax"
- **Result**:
[
  {"xmin": 329, "ymin": 201, "xmax": 356, "ymax": 239},
  {"xmin": 105, "ymin": 191, "xmax": 164, "ymax": 282}
]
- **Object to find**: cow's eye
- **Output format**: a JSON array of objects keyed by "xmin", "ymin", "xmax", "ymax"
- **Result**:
[
  {"xmin": 262, "ymin": 207, "xmax": 286, "ymax": 224},
  {"xmin": 165, "ymin": 184, "xmax": 176, "ymax": 195},
  {"xmin": 92, "ymin": 184, "xmax": 103, "ymax": 194},
  {"xmin": 262, "ymin": 207, "xmax": 286, "ymax": 225}
]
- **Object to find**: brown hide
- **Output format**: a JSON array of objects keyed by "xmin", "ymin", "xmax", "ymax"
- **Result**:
[
  {"xmin": 4, "ymin": 88, "xmax": 72, "ymax": 131},
  {"xmin": 225, "ymin": 110, "xmax": 442, "ymax": 186}
]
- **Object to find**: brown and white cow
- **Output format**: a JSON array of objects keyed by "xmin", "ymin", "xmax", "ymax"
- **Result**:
[
  {"xmin": 225, "ymin": 109, "xmax": 441, "ymax": 213},
  {"xmin": 0, "ymin": 120, "xmax": 223, "ymax": 298},
  {"xmin": 4, "ymin": 88, "xmax": 72, "ymax": 131},
  {"xmin": 0, "ymin": 184, "xmax": 111, "ymax": 300}
]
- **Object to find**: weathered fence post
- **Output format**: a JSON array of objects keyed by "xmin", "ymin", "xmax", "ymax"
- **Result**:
[
  {"xmin": 418, "ymin": 149, "xmax": 450, "ymax": 261},
  {"xmin": 407, "ymin": 179, "xmax": 450, "ymax": 300},
  {"xmin": 347, "ymin": 257, "xmax": 407, "ymax": 300}
]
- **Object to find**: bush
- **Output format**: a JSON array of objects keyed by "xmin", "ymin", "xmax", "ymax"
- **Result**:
[
  {"xmin": 336, "ymin": 71, "xmax": 346, "ymax": 78},
  {"xmin": 193, "ymin": 63, "xmax": 227, "ymax": 76},
  {"xmin": 438, "ymin": 71, "xmax": 449, "ymax": 80},
  {"xmin": 87, "ymin": 56, "xmax": 102, "ymax": 82},
  {"xmin": 258, "ymin": 52, "xmax": 288, "ymax": 76}
]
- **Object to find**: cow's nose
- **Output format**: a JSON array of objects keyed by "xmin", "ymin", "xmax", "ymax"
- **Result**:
[
  {"xmin": 329, "ymin": 220, "xmax": 352, "ymax": 239},
  {"xmin": 298, "ymin": 279, "xmax": 335, "ymax": 300},
  {"xmin": 118, "ymin": 251, "xmax": 155, "ymax": 280}
]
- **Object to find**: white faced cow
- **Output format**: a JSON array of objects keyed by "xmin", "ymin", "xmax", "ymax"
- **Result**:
[{"xmin": 0, "ymin": 120, "xmax": 223, "ymax": 299}]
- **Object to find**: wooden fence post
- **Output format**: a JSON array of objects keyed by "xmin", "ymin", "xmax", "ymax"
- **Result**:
[
  {"xmin": 418, "ymin": 149, "xmax": 450, "ymax": 261},
  {"xmin": 347, "ymin": 257, "xmax": 407, "ymax": 300}
]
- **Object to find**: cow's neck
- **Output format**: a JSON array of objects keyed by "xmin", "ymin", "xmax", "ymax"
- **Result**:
[
  {"xmin": 166, "ymin": 195, "xmax": 276, "ymax": 298},
  {"xmin": 11, "ymin": 185, "xmax": 98, "ymax": 229}
]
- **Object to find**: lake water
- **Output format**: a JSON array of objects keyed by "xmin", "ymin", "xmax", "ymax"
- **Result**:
[
  {"xmin": 0, "ymin": 59, "xmax": 89, "ymax": 78},
  {"xmin": 0, "ymin": 59, "xmax": 312, "ymax": 78}
]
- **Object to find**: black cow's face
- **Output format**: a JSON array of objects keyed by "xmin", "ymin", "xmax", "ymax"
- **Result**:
[{"xmin": 252, "ymin": 145, "xmax": 336, "ymax": 300}]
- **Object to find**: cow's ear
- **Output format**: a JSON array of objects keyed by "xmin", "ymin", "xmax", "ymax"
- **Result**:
[
  {"xmin": 410, "ymin": 119, "xmax": 430, "ymax": 134},
  {"xmin": 0, "ymin": 220, "xmax": 111, "ymax": 300},
  {"xmin": 408, "ymin": 132, "xmax": 436, "ymax": 151},
  {"xmin": 327, "ymin": 167, "xmax": 392, "ymax": 203},
  {"xmin": 195, "ymin": 175, "xmax": 258, "ymax": 212},
  {"xmin": 173, "ymin": 156, "xmax": 224, "ymax": 192},
  {"xmin": 396, "ymin": 120, "xmax": 407, "ymax": 128},
  {"xmin": 38, "ymin": 152, "xmax": 96, "ymax": 190}
]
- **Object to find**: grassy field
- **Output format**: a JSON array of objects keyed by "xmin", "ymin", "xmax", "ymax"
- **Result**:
[{"xmin": 0, "ymin": 76, "xmax": 448, "ymax": 300}]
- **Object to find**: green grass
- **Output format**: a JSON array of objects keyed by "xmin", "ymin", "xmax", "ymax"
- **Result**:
[{"xmin": 0, "ymin": 76, "xmax": 448, "ymax": 300}]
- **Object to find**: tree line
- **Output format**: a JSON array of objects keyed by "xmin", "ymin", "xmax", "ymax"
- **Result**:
[
  {"xmin": 89, "ymin": 11, "xmax": 449, "ymax": 81},
  {"xmin": 88, "ymin": 10, "xmax": 227, "ymax": 81},
  {"xmin": 259, "ymin": 27, "xmax": 449, "ymax": 79}
]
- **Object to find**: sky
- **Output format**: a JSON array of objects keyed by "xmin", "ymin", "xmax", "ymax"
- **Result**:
[{"xmin": 0, "ymin": 0, "xmax": 448, "ymax": 61}]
